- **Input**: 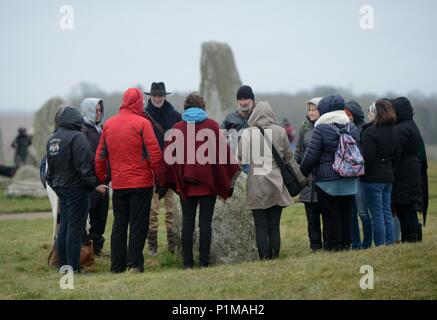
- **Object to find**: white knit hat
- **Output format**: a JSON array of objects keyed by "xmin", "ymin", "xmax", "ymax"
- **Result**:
[{"xmin": 305, "ymin": 97, "xmax": 323, "ymax": 107}]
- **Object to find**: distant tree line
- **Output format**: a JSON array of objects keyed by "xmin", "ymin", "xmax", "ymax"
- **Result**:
[{"xmin": 66, "ymin": 83, "xmax": 437, "ymax": 144}]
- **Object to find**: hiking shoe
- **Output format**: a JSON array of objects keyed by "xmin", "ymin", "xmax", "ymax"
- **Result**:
[
  {"xmin": 95, "ymin": 250, "xmax": 110, "ymax": 258},
  {"xmin": 127, "ymin": 267, "xmax": 141, "ymax": 273}
]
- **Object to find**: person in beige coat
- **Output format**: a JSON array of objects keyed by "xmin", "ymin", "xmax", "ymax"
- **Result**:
[{"xmin": 237, "ymin": 101, "xmax": 306, "ymax": 260}]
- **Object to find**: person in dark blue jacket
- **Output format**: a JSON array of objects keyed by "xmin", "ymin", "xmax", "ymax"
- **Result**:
[
  {"xmin": 300, "ymin": 95, "xmax": 360, "ymax": 251},
  {"xmin": 345, "ymin": 100, "xmax": 373, "ymax": 249}
]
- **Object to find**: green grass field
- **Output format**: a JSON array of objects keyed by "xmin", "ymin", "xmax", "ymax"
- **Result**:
[{"xmin": 0, "ymin": 162, "xmax": 436, "ymax": 299}]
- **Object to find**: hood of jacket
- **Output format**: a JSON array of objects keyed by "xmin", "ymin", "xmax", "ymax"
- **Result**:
[
  {"xmin": 315, "ymin": 110, "xmax": 350, "ymax": 127},
  {"xmin": 80, "ymin": 98, "xmax": 104, "ymax": 127},
  {"xmin": 182, "ymin": 107, "xmax": 208, "ymax": 123},
  {"xmin": 58, "ymin": 106, "xmax": 84, "ymax": 131},
  {"xmin": 120, "ymin": 88, "xmax": 144, "ymax": 116},
  {"xmin": 248, "ymin": 101, "xmax": 278, "ymax": 128},
  {"xmin": 345, "ymin": 100, "xmax": 364, "ymax": 126},
  {"xmin": 392, "ymin": 97, "xmax": 414, "ymax": 123},
  {"xmin": 318, "ymin": 95, "xmax": 346, "ymax": 116}
]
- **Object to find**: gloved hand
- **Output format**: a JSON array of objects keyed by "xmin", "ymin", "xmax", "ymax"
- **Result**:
[
  {"xmin": 155, "ymin": 186, "xmax": 168, "ymax": 200},
  {"xmin": 228, "ymin": 188, "xmax": 234, "ymax": 198}
]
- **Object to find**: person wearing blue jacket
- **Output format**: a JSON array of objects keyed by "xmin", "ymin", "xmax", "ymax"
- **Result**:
[{"xmin": 300, "ymin": 95, "xmax": 360, "ymax": 251}]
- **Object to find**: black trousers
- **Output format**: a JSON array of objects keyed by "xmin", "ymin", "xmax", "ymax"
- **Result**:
[
  {"xmin": 87, "ymin": 190, "xmax": 110, "ymax": 253},
  {"xmin": 304, "ymin": 202, "xmax": 325, "ymax": 251},
  {"xmin": 315, "ymin": 186, "xmax": 354, "ymax": 251},
  {"xmin": 110, "ymin": 188, "xmax": 153, "ymax": 273},
  {"xmin": 252, "ymin": 206, "xmax": 283, "ymax": 259},
  {"xmin": 0, "ymin": 164, "xmax": 15, "ymax": 177},
  {"xmin": 180, "ymin": 195, "xmax": 217, "ymax": 268},
  {"xmin": 395, "ymin": 204, "xmax": 422, "ymax": 243}
]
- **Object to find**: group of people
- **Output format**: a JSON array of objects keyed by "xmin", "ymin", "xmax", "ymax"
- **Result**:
[
  {"xmin": 44, "ymin": 81, "xmax": 428, "ymax": 274},
  {"xmin": 295, "ymin": 95, "xmax": 428, "ymax": 252}
]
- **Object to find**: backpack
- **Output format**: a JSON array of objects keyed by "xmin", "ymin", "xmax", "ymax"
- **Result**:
[{"xmin": 329, "ymin": 123, "xmax": 365, "ymax": 177}]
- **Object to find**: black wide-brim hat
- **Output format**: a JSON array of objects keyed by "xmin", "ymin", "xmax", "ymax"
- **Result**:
[{"xmin": 144, "ymin": 82, "xmax": 172, "ymax": 96}]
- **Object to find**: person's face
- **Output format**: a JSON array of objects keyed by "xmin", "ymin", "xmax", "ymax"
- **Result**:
[
  {"xmin": 347, "ymin": 113, "xmax": 354, "ymax": 122},
  {"xmin": 95, "ymin": 104, "xmax": 103, "ymax": 123},
  {"xmin": 151, "ymin": 95, "xmax": 165, "ymax": 108},
  {"xmin": 238, "ymin": 98, "xmax": 254, "ymax": 112},
  {"xmin": 307, "ymin": 104, "xmax": 320, "ymax": 121}
]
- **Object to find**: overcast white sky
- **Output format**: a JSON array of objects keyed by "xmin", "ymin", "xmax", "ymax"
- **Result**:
[{"xmin": 1, "ymin": 0, "xmax": 437, "ymax": 111}]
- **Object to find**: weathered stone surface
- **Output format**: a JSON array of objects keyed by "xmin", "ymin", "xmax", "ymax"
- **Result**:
[
  {"xmin": 32, "ymin": 97, "xmax": 65, "ymax": 160},
  {"xmin": 5, "ymin": 165, "xmax": 46, "ymax": 197},
  {"xmin": 0, "ymin": 122, "xmax": 4, "ymax": 163},
  {"xmin": 172, "ymin": 172, "xmax": 258, "ymax": 265},
  {"xmin": 199, "ymin": 41, "xmax": 242, "ymax": 123}
]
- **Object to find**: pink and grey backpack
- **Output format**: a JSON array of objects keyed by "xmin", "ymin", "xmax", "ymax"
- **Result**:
[{"xmin": 329, "ymin": 123, "xmax": 365, "ymax": 177}]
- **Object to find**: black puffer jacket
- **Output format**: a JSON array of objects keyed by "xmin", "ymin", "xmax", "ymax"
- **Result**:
[
  {"xmin": 300, "ymin": 121, "xmax": 360, "ymax": 182},
  {"xmin": 391, "ymin": 97, "xmax": 423, "ymax": 209},
  {"xmin": 46, "ymin": 107, "xmax": 97, "ymax": 190},
  {"xmin": 360, "ymin": 122, "xmax": 400, "ymax": 183}
]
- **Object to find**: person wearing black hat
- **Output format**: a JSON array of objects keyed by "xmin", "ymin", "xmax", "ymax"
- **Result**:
[
  {"xmin": 221, "ymin": 85, "xmax": 255, "ymax": 155},
  {"xmin": 144, "ymin": 82, "xmax": 181, "ymax": 256}
]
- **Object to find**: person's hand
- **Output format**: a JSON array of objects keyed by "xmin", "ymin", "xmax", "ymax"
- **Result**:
[
  {"xmin": 96, "ymin": 184, "xmax": 109, "ymax": 194},
  {"xmin": 228, "ymin": 188, "xmax": 234, "ymax": 198}
]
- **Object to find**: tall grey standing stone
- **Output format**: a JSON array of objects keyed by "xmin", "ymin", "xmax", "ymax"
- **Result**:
[
  {"xmin": 172, "ymin": 173, "xmax": 259, "ymax": 265},
  {"xmin": 0, "ymin": 122, "xmax": 4, "ymax": 163},
  {"xmin": 32, "ymin": 97, "xmax": 65, "ymax": 160},
  {"xmin": 199, "ymin": 41, "xmax": 242, "ymax": 123}
]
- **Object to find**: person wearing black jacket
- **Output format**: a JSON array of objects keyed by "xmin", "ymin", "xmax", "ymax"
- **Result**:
[
  {"xmin": 80, "ymin": 98, "xmax": 110, "ymax": 256},
  {"xmin": 46, "ymin": 106, "xmax": 97, "ymax": 272},
  {"xmin": 144, "ymin": 82, "xmax": 182, "ymax": 256},
  {"xmin": 11, "ymin": 127, "xmax": 32, "ymax": 167},
  {"xmin": 360, "ymin": 100, "xmax": 400, "ymax": 246},
  {"xmin": 345, "ymin": 100, "xmax": 373, "ymax": 249},
  {"xmin": 391, "ymin": 97, "xmax": 424, "ymax": 243}
]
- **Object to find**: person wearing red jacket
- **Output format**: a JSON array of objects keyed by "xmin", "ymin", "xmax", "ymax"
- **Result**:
[
  {"xmin": 158, "ymin": 92, "xmax": 240, "ymax": 269},
  {"xmin": 95, "ymin": 87, "xmax": 162, "ymax": 273}
]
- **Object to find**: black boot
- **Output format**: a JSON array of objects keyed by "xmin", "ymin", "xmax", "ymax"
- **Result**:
[
  {"xmin": 417, "ymin": 223, "xmax": 423, "ymax": 242},
  {"xmin": 271, "ymin": 249, "xmax": 280, "ymax": 260}
]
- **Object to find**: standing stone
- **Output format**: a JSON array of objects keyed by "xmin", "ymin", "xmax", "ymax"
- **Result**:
[
  {"xmin": 172, "ymin": 173, "xmax": 259, "ymax": 265},
  {"xmin": 199, "ymin": 41, "xmax": 242, "ymax": 123},
  {"xmin": 5, "ymin": 165, "xmax": 47, "ymax": 197},
  {"xmin": 0, "ymin": 122, "xmax": 4, "ymax": 164},
  {"xmin": 32, "ymin": 97, "xmax": 65, "ymax": 160}
]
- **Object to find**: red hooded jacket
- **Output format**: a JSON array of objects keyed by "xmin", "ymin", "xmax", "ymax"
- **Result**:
[{"xmin": 95, "ymin": 88, "xmax": 162, "ymax": 189}]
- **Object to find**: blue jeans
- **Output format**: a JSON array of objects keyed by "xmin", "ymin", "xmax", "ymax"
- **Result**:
[
  {"xmin": 56, "ymin": 187, "xmax": 91, "ymax": 272},
  {"xmin": 362, "ymin": 182, "xmax": 394, "ymax": 246},
  {"xmin": 351, "ymin": 182, "xmax": 373, "ymax": 249}
]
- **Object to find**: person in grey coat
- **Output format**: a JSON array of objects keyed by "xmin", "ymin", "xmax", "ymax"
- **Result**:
[
  {"xmin": 238, "ymin": 101, "xmax": 306, "ymax": 260},
  {"xmin": 295, "ymin": 97, "xmax": 324, "ymax": 251}
]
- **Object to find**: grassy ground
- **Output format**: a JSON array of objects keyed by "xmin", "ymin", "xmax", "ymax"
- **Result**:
[
  {"xmin": 0, "ymin": 162, "xmax": 436, "ymax": 299},
  {"xmin": 0, "ymin": 187, "xmax": 52, "ymax": 214}
]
